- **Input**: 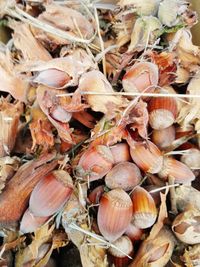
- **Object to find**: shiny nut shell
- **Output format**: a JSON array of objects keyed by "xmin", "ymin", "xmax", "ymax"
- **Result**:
[
  {"xmin": 130, "ymin": 141, "xmax": 163, "ymax": 173},
  {"xmin": 105, "ymin": 162, "xmax": 142, "ymax": 191},
  {"xmin": 97, "ymin": 189, "xmax": 133, "ymax": 242},
  {"xmin": 29, "ymin": 170, "xmax": 73, "ymax": 217},
  {"xmin": 131, "ymin": 186, "xmax": 157, "ymax": 229},
  {"xmin": 148, "ymin": 97, "xmax": 178, "ymax": 130}
]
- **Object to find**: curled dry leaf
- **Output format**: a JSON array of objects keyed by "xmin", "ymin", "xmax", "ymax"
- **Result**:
[
  {"xmin": 16, "ymin": 223, "xmax": 68, "ymax": 267},
  {"xmin": 129, "ymin": 227, "xmax": 175, "ymax": 267},
  {"xmin": 31, "ymin": 3, "xmax": 94, "ymax": 49},
  {"xmin": 118, "ymin": 0, "xmax": 161, "ymax": 16},
  {"xmin": 29, "ymin": 104, "xmax": 55, "ymax": 151},
  {"xmin": 0, "ymin": 98, "xmax": 23, "ymax": 157},
  {"xmin": 128, "ymin": 16, "xmax": 162, "ymax": 52},
  {"xmin": 0, "ymin": 51, "xmax": 29, "ymax": 102},
  {"xmin": 79, "ymin": 239, "xmax": 109, "ymax": 267},
  {"xmin": 169, "ymin": 29, "xmax": 200, "ymax": 70},
  {"xmin": 36, "ymin": 86, "xmax": 73, "ymax": 143},
  {"xmin": 182, "ymin": 244, "xmax": 200, "ymax": 267},
  {"xmin": 121, "ymin": 99, "xmax": 149, "ymax": 139},
  {"xmin": 177, "ymin": 71, "xmax": 200, "ymax": 132},
  {"xmin": 150, "ymin": 51, "xmax": 177, "ymax": 86},
  {"xmin": 172, "ymin": 205, "xmax": 200, "ymax": 244},
  {"xmin": 79, "ymin": 70, "xmax": 122, "ymax": 115},
  {"xmin": 175, "ymin": 185, "xmax": 200, "ymax": 212},
  {"xmin": 11, "ymin": 21, "xmax": 51, "ymax": 61},
  {"xmin": 0, "ymin": 156, "xmax": 19, "ymax": 195}
]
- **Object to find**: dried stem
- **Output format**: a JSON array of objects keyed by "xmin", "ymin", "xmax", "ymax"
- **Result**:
[{"xmin": 168, "ymin": 176, "xmax": 178, "ymax": 215}]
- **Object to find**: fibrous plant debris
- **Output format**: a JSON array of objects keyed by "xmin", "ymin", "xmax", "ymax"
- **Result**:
[{"xmin": 0, "ymin": 0, "xmax": 200, "ymax": 266}]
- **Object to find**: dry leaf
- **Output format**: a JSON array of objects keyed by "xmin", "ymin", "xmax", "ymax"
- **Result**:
[
  {"xmin": 11, "ymin": 21, "xmax": 51, "ymax": 61},
  {"xmin": 0, "ymin": 51, "xmax": 29, "ymax": 102},
  {"xmin": 79, "ymin": 70, "xmax": 122, "ymax": 115},
  {"xmin": 31, "ymin": 3, "xmax": 94, "ymax": 49},
  {"xmin": 0, "ymin": 98, "xmax": 23, "ymax": 157},
  {"xmin": 36, "ymin": 86, "xmax": 73, "ymax": 144}
]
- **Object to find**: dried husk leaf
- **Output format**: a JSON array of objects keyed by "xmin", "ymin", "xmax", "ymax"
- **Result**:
[
  {"xmin": 0, "ymin": 99, "xmax": 23, "ymax": 157},
  {"xmin": 182, "ymin": 244, "xmax": 200, "ymax": 267},
  {"xmin": 29, "ymin": 104, "xmax": 55, "ymax": 151},
  {"xmin": 31, "ymin": 3, "xmax": 94, "ymax": 48},
  {"xmin": 10, "ymin": 21, "xmax": 51, "ymax": 61},
  {"xmin": 62, "ymin": 193, "xmax": 87, "ymax": 248},
  {"xmin": 158, "ymin": 0, "xmax": 187, "ymax": 27},
  {"xmin": 129, "ymin": 227, "xmax": 175, "ymax": 267},
  {"xmin": 175, "ymin": 185, "xmax": 200, "ymax": 212},
  {"xmin": 16, "ymin": 223, "xmax": 68, "ymax": 267},
  {"xmin": 79, "ymin": 239, "xmax": 109, "ymax": 267},
  {"xmin": 0, "ymin": 51, "xmax": 29, "ymax": 102},
  {"xmin": 0, "ymin": 152, "xmax": 57, "ymax": 226},
  {"xmin": 36, "ymin": 86, "xmax": 73, "ymax": 143},
  {"xmin": 172, "ymin": 205, "xmax": 200, "ymax": 244},
  {"xmin": 79, "ymin": 70, "xmax": 122, "ymax": 115},
  {"xmin": 118, "ymin": 0, "xmax": 161, "ymax": 16},
  {"xmin": 169, "ymin": 29, "xmax": 200, "ymax": 70},
  {"xmin": 128, "ymin": 16, "xmax": 162, "ymax": 52},
  {"xmin": 177, "ymin": 71, "xmax": 200, "ymax": 131},
  {"xmin": 0, "ymin": 156, "xmax": 19, "ymax": 194}
]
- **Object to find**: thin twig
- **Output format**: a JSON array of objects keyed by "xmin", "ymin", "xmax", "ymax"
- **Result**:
[
  {"xmin": 69, "ymin": 223, "xmax": 133, "ymax": 259},
  {"xmin": 94, "ymin": 7, "xmax": 106, "ymax": 76},
  {"xmin": 56, "ymin": 91, "xmax": 200, "ymax": 99},
  {"xmin": 149, "ymin": 184, "xmax": 180, "ymax": 194}
]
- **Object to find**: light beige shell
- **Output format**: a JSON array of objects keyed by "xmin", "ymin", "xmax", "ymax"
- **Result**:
[
  {"xmin": 172, "ymin": 206, "xmax": 200, "ymax": 244},
  {"xmin": 129, "ymin": 227, "xmax": 175, "ymax": 267}
]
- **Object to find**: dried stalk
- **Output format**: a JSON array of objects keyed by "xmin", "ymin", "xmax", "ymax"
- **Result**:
[
  {"xmin": 56, "ymin": 91, "xmax": 200, "ymax": 99},
  {"xmin": 5, "ymin": 5, "xmax": 96, "ymax": 45}
]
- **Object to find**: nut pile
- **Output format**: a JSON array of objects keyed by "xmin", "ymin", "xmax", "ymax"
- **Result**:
[{"xmin": 0, "ymin": 0, "xmax": 200, "ymax": 266}]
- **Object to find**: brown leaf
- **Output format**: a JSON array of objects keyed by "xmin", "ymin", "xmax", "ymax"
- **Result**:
[
  {"xmin": 36, "ymin": 86, "xmax": 73, "ymax": 144},
  {"xmin": 31, "ymin": 3, "xmax": 94, "ymax": 49},
  {"xmin": 11, "ymin": 21, "xmax": 51, "ymax": 61},
  {"xmin": 0, "ymin": 52, "xmax": 29, "ymax": 102},
  {"xmin": 0, "ymin": 98, "xmax": 23, "ymax": 157},
  {"xmin": 121, "ymin": 99, "xmax": 149, "ymax": 139}
]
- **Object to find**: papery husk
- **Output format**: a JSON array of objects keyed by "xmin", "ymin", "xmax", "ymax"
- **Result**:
[
  {"xmin": 182, "ymin": 244, "xmax": 200, "ymax": 267},
  {"xmin": 17, "ymin": 48, "xmax": 96, "ymax": 89},
  {"xmin": 172, "ymin": 205, "xmax": 200, "ymax": 244},
  {"xmin": 158, "ymin": 0, "xmax": 187, "ymax": 27},
  {"xmin": 113, "ymin": 10, "xmax": 136, "ymax": 47},
  {"xmin": 79, "ymin": 238, "xmax": 109, "ymax": 267},
  {"xmin": 0, "ymin": 151, "xmax": 57, "ymax": 226},
  {"xmin": 0, "ymin": 99, "xmax": 23, "ymax": 157},
  {"xmin": 62, "ymin": 193, "xmax": 108, "ymax": 267},
  {"xmin": 118, "ymin": 0, "xmax": 161, "ymax": 16},
  {"xmin": 29, "ymin": 104, "xmax": 55, "ymax": 151},
  {"xmin": 62, "ymin": 193, "xmax": 87, "ymax": 248},
  {"xmin": 175, "ymin": 185, "xmax": 200, "ymax": 212},
  {"xmin": 128, "ymin": 16, "xmax": 162, "ymax": 52},
  {"xmin": 169, "ymin": 29, "xmax": 200, "ymax": 70},
  {"xmin": 31, "ymin": 3, "xmax": 94, "ymax": 49},
  {"xmin": 0, "ymin": 156, "xmax": 20, "ymax": 194},
  {"xmin": 15, "ymin": 223, "xmax": 68, "ymax": 267},
  {"xmin": 0, "ymin": 51, "xmax": 29, "ymax": 102},
  {"xmin": 129, "ymin": 227, "xmax": 175, "ymax": 267},
  {"xmin": 10, "ymin": 21, "xmax": 51, "ymax": 61},
  {"xmin": 177, "ymin": 71, "xmax": 200, "ymax": 131},
  {"xmin": 79, "ymin": 70, "xmax": 122, "ymax": 115},
  {"xmin": 36, "ymin": 86, "xmax": 73, "ymax": 143}
]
